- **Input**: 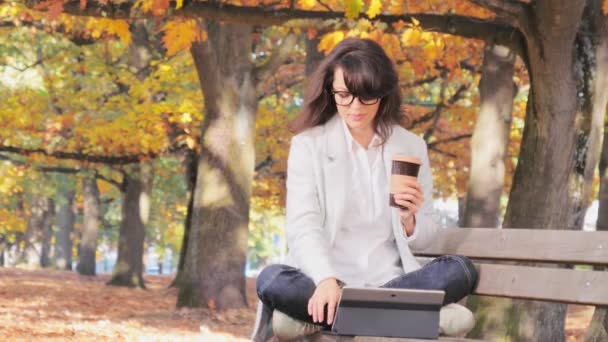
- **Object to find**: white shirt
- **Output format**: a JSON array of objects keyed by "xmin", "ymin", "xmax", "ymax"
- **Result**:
[{"xmin": 330, "ymin": 119, "xmax": 405, "ymax": 287}]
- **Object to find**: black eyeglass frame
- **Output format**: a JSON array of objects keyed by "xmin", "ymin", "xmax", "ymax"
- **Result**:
[{"xmin": 330, "ymin": 89, "xmax": 382, "ymax": 106}]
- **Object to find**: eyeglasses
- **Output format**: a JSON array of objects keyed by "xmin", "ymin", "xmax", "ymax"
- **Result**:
[{"xmin": 331, "ymin": 90, "xmax": 381, "ymax": 106}]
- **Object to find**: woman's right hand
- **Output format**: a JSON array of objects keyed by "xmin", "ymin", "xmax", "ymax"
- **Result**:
[{"xmin": 307, "ymin": 277, "xmax": 342, "ymax": 325}]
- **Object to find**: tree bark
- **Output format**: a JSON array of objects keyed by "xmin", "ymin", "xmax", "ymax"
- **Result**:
[
  {"xmin": 55, "ymin": 188, "xmax": 75, "ymax": 270},
  {"xmin": 463, "ymin": 43, "xmax": 515, "ymax": 228},
  {"xmin": 77, "ymin": 176, "xmax": 100, "ymax": 276},
  {"xmin": 584, "ymin": 6, "xmax": 608, "ymax": 340},
  {"xmin": 587, "ymin": 125, "xmax": 608, "ymax": 340},
  {"xmin": 172, "ymin": 150, "xmax": 197, "ymax": 288},
  {"xmin": 177, "ymin": 21, "xmax": 255, "ymax": 309},
  {"xmin": 39, "ymin": 198, "xmax": 55, "ymax": 268},
  {"xmin": 19, "ymin": 195, "xmax": 53, "ymax": 268},
  {"xmin": 464, "ymin": 42, "xmax": 516, "ymax": 339},
  {"xmin": 305, "ymin": 35, "xmax": 324, "ymax": 76},
  {"xmin": 499, "ymin": 1, "xmax": 607, "ymax": 341},
  {"xmin": 107, "ymin": 163, "xmax": 153, "ymax": 288}
]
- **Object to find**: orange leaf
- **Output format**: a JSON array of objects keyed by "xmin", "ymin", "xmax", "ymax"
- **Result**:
[
  {"xmin": 47, "ymin": 0, "xmax": 64, "ymax": 21},
  {"xmin": 80, "ymin": 0, "xmax": 87, "ymax": 10},
  {"xmin": 152, "ymin": 0, "xmax": 169, "ymax": 16},
  {"xmin": 207, "ymin": 298, "xmax": 217, "ymax": 310},
  {"xmin": 307, "ymin": 28, "xmax": 317, "ymax": 40},
  {"xmin": 34, "ymin": 0, "xmax": 64, "ymax": 21}
]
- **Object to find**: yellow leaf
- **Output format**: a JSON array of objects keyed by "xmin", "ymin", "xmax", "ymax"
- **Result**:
[
  {"xmin": 162, "ymin": 19, "xmax": 201, "ymax": 56},
  {"xmin": 401, "ymin": 28, "xmax": 420, "ymax": 46},
  {"xmin": 318, "ymin": 31, "xmax": 345, "ymax": 54},
  {"xmin": 176, "ymin": 0, "xmax": 183, "ymax": 9},
  {"xmin": 366, "ymin": 0, "xmax": 382, "ymax": 19},
  {"xmin": 411, "ymin": 17, "xmax": 420, "ymax": 27},
  {"xmin": 298, "ymin": 0, "xmax": 316, "ymax": 10},
  {"xmin": 344, "ymin": 0, "xmax": 362, "ymax": 19},
  {"xmin": 110, "ymin": 20, "xmax": 131, "ymax": 45}
]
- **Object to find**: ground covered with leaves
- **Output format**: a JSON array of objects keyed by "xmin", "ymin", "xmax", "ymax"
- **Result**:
[
  {"xmin": 0, "ymin": 267, "xmax": 594, "ymax": 341},
  {"xmin": 0, "ymin": 268, "xmax": 256, "ymax": 341}
]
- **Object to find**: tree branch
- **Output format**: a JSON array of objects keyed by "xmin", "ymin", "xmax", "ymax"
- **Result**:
[
  {"xmin": 22, "ymin": 1, "xmax": 520, "ymax": 48},
  {"xmin": 0, "ymin": 18, "xmax": 97, "ymax": 45},
  {"xmin": 467, "ymin": 0, "xmax": 526, "ymax": 18},
  {"xmin": 428, "ymin": 145, "xmax": 458, "ymax": 158},
  {"xmin": 253, "ymin": 32, "xmax": 298, "ymax": 84},
  {"xmin": 95, "ymin": 171, "xmax": 123, "ymax": 190},
  {"xmin": 427, "ymin": 134, "xmax": 473, "ymax": 148},
  {"xmin": 409, "ymin": 83, "xmax": 470, "ymax": 128},
  {"xmin": 0, "ymin": 145, "xmax": 153, "ymax": 164}
]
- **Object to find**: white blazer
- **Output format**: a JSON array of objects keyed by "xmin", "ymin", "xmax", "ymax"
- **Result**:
[{"xmin": 284, "ymin": 114, "xmax": 439, "ymax": 285}]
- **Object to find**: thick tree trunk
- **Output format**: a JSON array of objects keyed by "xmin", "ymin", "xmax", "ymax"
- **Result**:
[
  {"xmin": 587, "ymin": 126, "xmax": 608, "ymax": 340},
  {"xmin": 77, "ymin": 177, "xmax": 100, "ymax": 276},
  {"xmin": 39, "ymin": 199, "xmax": 55, "ymax": 268},
  {"xmin": 55, "ymin": 189, "xmax": 75, "ymax": 270},
  {"xmin": 177, "ymin": 21, "xmax": 255, "ymax": 309},
  {"xmin": 107, "ymin": 163, "xmax": 153, "ymax": 288},
  {"xmin": 499, "ymin": 2, "xmax": 606, "ymax": 341},
  {"xmin": 172, "ymin": 150, "xmax": 197, "ymax": 288},
  {"xmin": 463, "ymin": 43, "xmax": 515, "ymax": 228},
  {"xmin": 464, "ymin": 43, "xmax": 516, "ymax": 339},
  {"xmin": 19, "ymin": 195, "xmax": 52, "ymax": 268},
  {"xmin": 585, "ymin": 8, "xmax": 608, "ymax": 341},
  {"xmin": 106, "ymin": 21, "xmax": 155, "ymax": 287}
]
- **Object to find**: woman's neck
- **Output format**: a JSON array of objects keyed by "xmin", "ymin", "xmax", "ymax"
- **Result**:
[{"xmin": 349, "ymin": 127, "xmax": 375, "ymax": 148}]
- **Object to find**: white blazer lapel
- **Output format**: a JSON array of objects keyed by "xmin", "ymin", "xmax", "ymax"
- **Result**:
[{"xmin": 322, "ymin": 115, "xmax": 348, "ymax": 244}]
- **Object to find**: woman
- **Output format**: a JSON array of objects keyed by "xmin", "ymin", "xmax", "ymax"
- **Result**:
[{"xmin": 252, "ymin": 38, "xmax": 478, "ymax": 341}]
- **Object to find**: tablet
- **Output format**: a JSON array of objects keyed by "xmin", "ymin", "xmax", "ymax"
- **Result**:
[{"xmin": 331, "ymin": 287, "xmax": 445, "ymax": 339}]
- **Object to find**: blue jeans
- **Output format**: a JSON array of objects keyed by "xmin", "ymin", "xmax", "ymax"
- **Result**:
[{"xmin": 256, "ymin": 255, "xmax": 478, "ymax": 328}]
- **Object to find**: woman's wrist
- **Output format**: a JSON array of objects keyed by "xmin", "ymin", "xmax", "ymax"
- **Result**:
[{"xmin": 401, "ymin": 214, "xmax": 416, "ymax": 236}]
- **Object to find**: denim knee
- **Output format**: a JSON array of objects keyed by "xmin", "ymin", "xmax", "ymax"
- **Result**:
[
  {"xmin": 448, "ymin": 255, "xmax": 478, "ymax": 292},
  {"xmin": 256, "ymin": 264, "xmax": 286, "ymax": 300}
]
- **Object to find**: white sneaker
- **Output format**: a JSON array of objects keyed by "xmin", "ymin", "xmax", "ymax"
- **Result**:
[
  {"xmin": 439, "ymin": 303, "xmax": 476, "ymax": 337},
  {"xmin": 272, "ymin": 310, "xmax": 322, "ymax": 341}
]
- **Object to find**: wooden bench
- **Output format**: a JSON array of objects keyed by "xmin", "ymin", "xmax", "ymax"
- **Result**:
[{"xmin": 306, "ymin": 228, "xmax": 608, "ymax": 341}]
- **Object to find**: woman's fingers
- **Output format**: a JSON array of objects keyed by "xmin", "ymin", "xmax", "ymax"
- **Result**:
[
  {"xmin": 307, "ymin": 297, "xmax": 313, "ymax": 316},
  {"xmin": 316, "ymin": 297, "xmax": 326, "ymax": 323},
  {"xmin": 326, "ymin": 296, "xmax": 338, "ymax": 325},
  {"xmin": 395, "ymin": 193, "xmax": 422, "ymax": 208}
]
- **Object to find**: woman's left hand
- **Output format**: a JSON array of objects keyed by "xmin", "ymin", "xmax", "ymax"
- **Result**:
[{"xmin": 393, "ymin": 177, "xmax": 423, "ymax": 224}]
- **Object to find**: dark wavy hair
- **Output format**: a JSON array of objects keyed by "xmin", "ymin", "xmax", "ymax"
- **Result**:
[{"xmin": 290, "ymin": 38, "xmax": 402, "ymax": 142}]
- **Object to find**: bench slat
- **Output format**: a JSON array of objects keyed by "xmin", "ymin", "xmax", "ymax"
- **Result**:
[
  {"xmin": 474, "ymin": 263, "xmax": 608, "ymax": 305},
  {"xmin": 312, "ymin": 334, "xmax": 476, "ymax": 341},
  {"xmin": 415, "ymin": 228, "xmax": 608, "ymax": 265}
]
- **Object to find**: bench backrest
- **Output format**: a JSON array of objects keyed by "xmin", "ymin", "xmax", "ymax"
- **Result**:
[{"xmin": 413, "ymin": 228, "xmax": 608, "ymax": 306}]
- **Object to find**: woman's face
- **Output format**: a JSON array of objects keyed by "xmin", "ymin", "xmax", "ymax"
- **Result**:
[{"xmin": 331, "ymin": 67, "xmax": 380, "ymax": 135}]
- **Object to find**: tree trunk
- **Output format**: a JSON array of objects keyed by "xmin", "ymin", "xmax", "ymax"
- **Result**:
[
  {"xmin": 77, "ymin": 176, "xmax": 100, "ymax": 276},
  {"xmin": 585, "ymin": 8, "xmax": 608, "ymax": 341},
  {"xmin": 463, "ymin": 43, "xmax": 515, "ymax": 228},
  {"xmin": 463, "ymin": 42, "xmax": 516, "ymax": 340},
  {"xmin": 55, "ymin": 188, "xmax": 75, "ymax": 270},
  {"xmin": 107, "ymin": 163, "xmax": 153, "ymax": 288},
  {"xmin": 305, "ymin": 35, "xmax": 324, "ymax": 76},
  {"xmin": 177, "ymin": 21, "xmax": 255, "ymax": 309},
  {"xmin": 19, "ymin": 195, "xmax": 52, "ymax": 268},
  {"xmin": 40, "ymin": 198, "xmax": 55, "ymax": 268},
  {"xmin": 172, "ymin": 150, "xmax": 197, "ymax": 288},
  {"xmin": 587, "ymin": 126, "xmax": 608, "ymax": 340},
  {"xmin": 500, "ymin": 2, "xmax": 607, "ymax": 341}
]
